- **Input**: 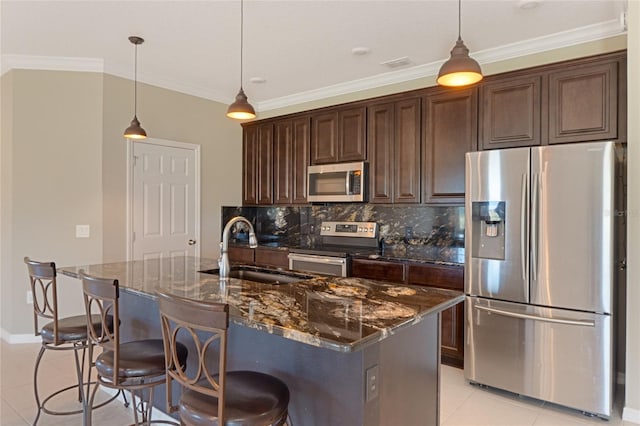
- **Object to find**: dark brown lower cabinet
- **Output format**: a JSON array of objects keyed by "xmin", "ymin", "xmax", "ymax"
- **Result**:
[
  {"xmin": 227, "ymin": 246, "xmax": 289, "ymax": 269},
  {"xmin": 351, "ymin": 258, "xmax": 465, "ymax": 368},
  {"xmin": 254, "ymin": 247, "xmax": 289, "ymax": 269}
]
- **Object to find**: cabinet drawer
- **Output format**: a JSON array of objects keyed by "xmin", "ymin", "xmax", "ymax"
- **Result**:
[
  {"xmin": 255, "ymin": 247, "xmax": 289, "ymax": 269},
  {"xmin": 407, "ymin": 263, "xmax": 463, "ymax": 290},
  {"xmin": 228, "ymin": 246, "xmax": 255, "ymax": 264},
  {"xmin": 351, "ymin": 258, "xmax": 406, "ymax": 283}
]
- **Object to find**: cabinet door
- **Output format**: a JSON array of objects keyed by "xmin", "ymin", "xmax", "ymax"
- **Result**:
[
  {"xmin": 548, "ymin": 61, "xmax": 618, "ymax": 144},
  {"xmin": 424, "ymin": 88, "xmax": 478, "ymax": 204},
  {"xmin": 338, "ymin": 106, "xmax": 367, "ymax": 162},
  {"xmin": 242, "ymin": 125, "xmax": 258, "ymax": 205},
  {"xmin": 351, "ymin": 258, "xmax": 406, "ymax": 283},
  {"xmin": 311, "ymin": 111, "xmax": 338, "ymax": 164},
  {"xmin": 274, "ymin": 121, "xmax": 293, "ymax": 204},
  {"xmin": 441, "ymin": 302, "xmax": 464, "ymax": 368},
  {"xmin": 292, "ymin": 117, "xmax": 310, "ymax": 204},
  {"xmin": 257, "ymin": 124, "xmax": 274, "ymax": 205},
  {"xmin": 394, "ymin": 98, "xmax": 421, "ymax": 203},
  {"xmin": 407, "ymin": 263, "xmax": 464, "ymax": 368},
  {"xmin": 368, "ymin": 103, "xmax": 395, "ymax": 203},
  {"xmin": 255, "ymin": 247, "xmax": 290, "ymax": 269},
  {"xmin": 228, "ymin": 246, "xmax": 255, "ymax": 264},
  {"xmin": 480, "ymin": 75, "xmax": 541, "ymax": 149}
]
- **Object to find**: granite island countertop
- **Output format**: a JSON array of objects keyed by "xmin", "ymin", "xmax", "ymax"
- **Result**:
[{"xmin": 59, "ymin": 256, "xmax": 463, "ymax": 353}]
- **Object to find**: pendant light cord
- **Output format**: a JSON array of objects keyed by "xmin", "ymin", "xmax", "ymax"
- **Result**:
[
  {"xmin": 458, "ymin": 0, "xmax": 462, "ymax": 40},
  {"xmin": 134, "ymin": 42, "xmax": 138, "ymax": 116},
  {"xmin": 240, "ymin": 0, "xmax": 244, "ymax": 89}
]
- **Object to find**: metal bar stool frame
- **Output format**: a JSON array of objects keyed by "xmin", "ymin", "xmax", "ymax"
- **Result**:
[
  {"xmin": 157, "ymin": 290, "xmax": 290, "ymax": 426},
  {"xmin": 81, "ymin": 271, "xmax": 181, "ymax": 426},
  {"xmin": 25, "ymin": 257, "xmax": 121, "ymax": 426}
]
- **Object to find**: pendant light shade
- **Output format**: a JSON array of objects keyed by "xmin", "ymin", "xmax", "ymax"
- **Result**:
[
  {"xmin": 227, "ymin": 87, "xmax": 256, "ymax": 120},
  {"xmin": 124, "ymin": 36, "xmax": 147, "ymax": 139},
  {"xmin": 437, "ymin": 0, "xmax": 483, "ymax": 87},
  {"xmin": 227, "ymin": 0, "xmax": 256, "ymax": 120}
]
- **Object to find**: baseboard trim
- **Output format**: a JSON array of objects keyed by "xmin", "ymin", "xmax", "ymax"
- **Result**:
[
  {"xmin": 101, "ymin": 388, "xmax": 176, "ymax": 423},
  {"xmin": 623, "ymin": 406, "xmax": 640, "ymax": 424},
  {"xmin": 0, "ymin": 329, "xmax": 41, "ymax": 344}
]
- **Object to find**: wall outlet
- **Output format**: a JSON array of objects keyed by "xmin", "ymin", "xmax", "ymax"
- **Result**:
[
  {"xmin": 26, "ymin": 291, "xmax": 33, "ymax": 305},
  {"xmin": 365, "ymin": 365, "xmax": 379, "ymax": 402},
  {"xmin": 76, "ymin": 224, "xmax": 90, "ymax": 238}
]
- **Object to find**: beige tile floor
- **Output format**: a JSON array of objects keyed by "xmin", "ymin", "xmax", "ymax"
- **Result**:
[{"xmin": 0, "ymin": 339, "xmax": 633, "ymax": 425}]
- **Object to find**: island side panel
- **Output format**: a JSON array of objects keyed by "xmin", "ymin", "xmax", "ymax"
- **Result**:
[
  {"xmin": 377, "ymin": 314, "xmax": 440, "ymax": 426},
  {"xmin": 226, "ymin": 323, "xmax": 370, "ymax": 425}
]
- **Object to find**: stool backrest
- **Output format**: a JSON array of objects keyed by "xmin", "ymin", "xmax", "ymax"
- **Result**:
[
  {"xmin": 79, "ymin": 270, "xmax": 121, "ymax": 385},
  {"xmin": 24, "ymin": 257, "xmax": 60, "ymax": 345},
  {"xmin": 157, "ymin": 290, "xmax": 229, "ymax": 422}
]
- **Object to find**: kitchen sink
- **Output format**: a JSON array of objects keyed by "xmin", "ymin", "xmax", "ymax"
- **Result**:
[{"xmin": 199, "ymin": 266, "xmax": 314, "ymax": 285}]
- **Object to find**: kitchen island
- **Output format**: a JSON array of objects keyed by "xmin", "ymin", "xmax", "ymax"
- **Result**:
[{"xmin": 60, "ymin": 256, "xmax": 463, "ymax": 426}]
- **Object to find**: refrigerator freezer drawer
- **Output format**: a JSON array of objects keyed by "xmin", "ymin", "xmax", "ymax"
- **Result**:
[{"xmin": 464, "ymin": 297, "xmax": 613, "ymax": 417}]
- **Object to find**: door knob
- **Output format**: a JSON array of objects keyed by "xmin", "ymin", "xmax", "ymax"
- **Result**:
[{"xmin": 188, "ymin": 239, "xmax": 197, "ymax": 246}]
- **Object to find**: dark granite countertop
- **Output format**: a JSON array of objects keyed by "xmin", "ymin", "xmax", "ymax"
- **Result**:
[{"xmin": 59, "ymin": 256, "xmax": 463, "ymax": 353}]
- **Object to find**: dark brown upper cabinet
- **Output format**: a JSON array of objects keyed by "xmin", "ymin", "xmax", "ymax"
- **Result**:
[
  {"xmin": 368, "ymin": 98, "xmax": 421, "ymax": 204},
  {"xmin": 547, "ymin": 60, "xmax": 619, "ymax": 144},
  {"xmin": 311, "ymin": 106, "xmax": 366, "ymax": 164},
  {"xmin": 423, "ymin": 87, "xmax": 478, "ymax": 204},
  {"xmin": 478, "ymin": 52, "xmax": 625, "ymax": 149},
  {"xmin": 242, "ymin": 122, "xmax": 273, "ymax": 205},
  {"xmin": 480, "ymin": 74, "xmax": 542, "ymax": 149},
  {"xmin": 274, "ymin": 116, "xmax": 310, "ymax": 204}
]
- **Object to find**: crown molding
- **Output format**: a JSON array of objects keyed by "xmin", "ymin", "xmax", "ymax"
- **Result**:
[
  {"xmin": 103, "ymin": 63, "xmax": 233, "ymax": 105},
  {"xmin": 1, "ymin": 54, "xmax": 103, "ymax": 75},
  {"xmin": 1, "ymin": 18, "xmax": 625, "ymax": 112},
  {"xmin": 257, "ymin": 18, "xmax": 625, "ymax": 112}
]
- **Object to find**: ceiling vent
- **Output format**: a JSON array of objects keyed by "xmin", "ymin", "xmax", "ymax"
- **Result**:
[{"xmin": 380, "ymin": 56, "xmax": 412, "ymax": 69}]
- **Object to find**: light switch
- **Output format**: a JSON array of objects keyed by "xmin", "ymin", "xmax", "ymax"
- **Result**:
[{"xmin": 76, "ymin": 225, "xmax": 90, "ymax": 238}]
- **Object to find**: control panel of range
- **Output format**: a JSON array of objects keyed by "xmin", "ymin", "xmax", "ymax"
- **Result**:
[{"xmin": 319, "ymin": 221, "xmax": 378, "ymax": 238}]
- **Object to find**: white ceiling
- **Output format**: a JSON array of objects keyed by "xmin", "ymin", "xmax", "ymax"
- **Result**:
[{"xmin": 1, "ymin": 0, "xmax": 627, "ymax": 112}]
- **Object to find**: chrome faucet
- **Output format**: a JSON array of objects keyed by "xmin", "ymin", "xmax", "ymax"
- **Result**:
[{"xmin": 219, "ymin": 216, "xmax": 258, "ymax": 280}]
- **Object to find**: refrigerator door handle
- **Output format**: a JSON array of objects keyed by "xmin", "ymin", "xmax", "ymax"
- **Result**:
[
  {"xmin": 521, "ymin": 173, "xmax": 528, "ymax": 281},
  {"xmin": 531, "ymin": 173, "xmax": 539, "ymax": 281},
  {"xmin": 474, "ymin": 304, "xmax": 596, "ymax": 327}
]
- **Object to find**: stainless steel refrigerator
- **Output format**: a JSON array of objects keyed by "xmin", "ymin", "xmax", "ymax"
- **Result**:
[{"xmin": 464, "ymin": 141, "xmax": 619, "ymax": 418}]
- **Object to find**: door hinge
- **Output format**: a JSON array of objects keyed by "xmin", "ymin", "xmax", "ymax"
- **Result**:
[
  {"xmin": 132, "ymin": 231, "xmax": 135, "ymax": 242},
  {"xmin": 133, "ymin": 155, "xmax": 139, "ymax": 166}
]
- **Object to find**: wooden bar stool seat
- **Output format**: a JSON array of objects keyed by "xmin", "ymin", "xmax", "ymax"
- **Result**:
[{"xmin": 157, "ymin": 290, "xmax": 290, "ymax": 426}]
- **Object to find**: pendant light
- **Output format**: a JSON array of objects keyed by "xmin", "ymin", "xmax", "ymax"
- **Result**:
[
  {"xmin": 227, "ymin": 0, "xmax": 256, "ymax": 120},
  {"xmin": 437, "ymin": 0, "xmax": 483, "ymax": 87},
  {"xmin": 124, "ymin": 36, "xmax": 147, "ymax": 139}
]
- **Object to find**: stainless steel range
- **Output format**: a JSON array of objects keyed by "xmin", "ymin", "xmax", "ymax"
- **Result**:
[{"xmin": 288, "ymin": 221, "xmax": 378, "ymax": 277}]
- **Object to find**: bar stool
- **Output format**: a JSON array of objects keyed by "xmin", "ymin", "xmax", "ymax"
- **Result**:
[
  {"xmin": 157, "ymin": 290, "xmax": 290, "ymax": 426},
  {"xmin": 24, "ymin": 256, "xmax": 117, "ymax": 425},
  {"xmin": 80, "ymin": 270, "xmax": 188, "ymax": 425}
]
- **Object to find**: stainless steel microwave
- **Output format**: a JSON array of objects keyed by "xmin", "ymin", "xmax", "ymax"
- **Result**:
[{"xmin": 307, "ymin": 161, "xmax": 367, "ymax": 202}]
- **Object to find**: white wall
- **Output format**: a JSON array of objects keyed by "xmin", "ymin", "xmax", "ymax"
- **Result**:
[
  {"xmin": 1, "ymin": 70, "xmax": 104, "ymax": 337},
  {"xmin": 0, "ymin": 69, "xmax": 242, "ymax": 338}
]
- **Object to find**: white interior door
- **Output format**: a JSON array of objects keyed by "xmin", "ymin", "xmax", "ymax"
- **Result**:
[{"xmin": 131, "ymin": 140, "xmax": 199, "ymax": 261}]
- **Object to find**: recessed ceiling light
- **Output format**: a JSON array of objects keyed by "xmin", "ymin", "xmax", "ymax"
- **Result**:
[
  {"xmin": 518, "ymin": 0, "xmax": 541, "ymax": 10},
  {"xmin": 250, "ymin": 77, "xmax": 266, "ymax": 84},
  {"xmin": 351, "ymin": 46, "xmax": 371, "ymax": 56},
  {"xmin": 380, "ymin": 56, "xmax": 412, "ymax": 69}
]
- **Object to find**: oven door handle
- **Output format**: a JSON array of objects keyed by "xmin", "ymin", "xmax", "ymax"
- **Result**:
[{"xmin": 287, "ymin": 253, "xmax": 347, "ymax": 265}]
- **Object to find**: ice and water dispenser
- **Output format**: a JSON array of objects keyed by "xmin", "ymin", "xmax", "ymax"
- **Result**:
[{"xmin": 470, "ymin": 201, "xmax": 506, "ymax": 260}]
